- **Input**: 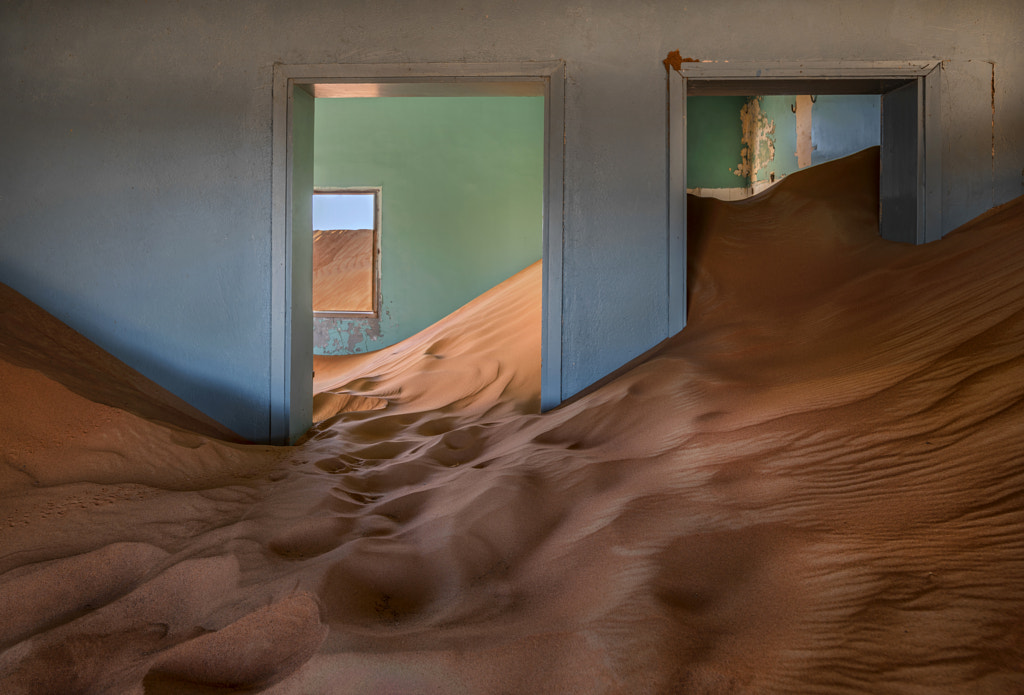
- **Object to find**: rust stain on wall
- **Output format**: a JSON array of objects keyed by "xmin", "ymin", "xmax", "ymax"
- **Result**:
[{"xmin": 663, "ymin": 50, "xmax": 698, "ymax": 72}]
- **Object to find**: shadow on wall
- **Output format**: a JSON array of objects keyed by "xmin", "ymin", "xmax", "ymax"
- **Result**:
[{"xmin": 0, "ymin": 260, "xmax": 262, "ymax": 443}]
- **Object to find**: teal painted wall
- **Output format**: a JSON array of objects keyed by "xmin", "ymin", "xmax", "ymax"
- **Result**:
[
  {"xmin": 313, "ymin": 96, "xmax": 544, "ymax": 355},
  {"xmin": 687, "ymin": 96, "xmax": 746, "ymax": 189},
  {"xmin": 754, "ymin": 95, "xmax": 800, "ymax": 182},
  {"xmin": 688, "ymin": 95, "xmax": 883, "ymax": 192}
]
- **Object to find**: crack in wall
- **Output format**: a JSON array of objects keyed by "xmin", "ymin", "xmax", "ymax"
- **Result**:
[
  {"xmin": 985, "ymin": 60, "xmax": 996, "ymax": 208},
  {"xmin": 989, "ymin": 60, "xmax": 995, "ymax": 179}
]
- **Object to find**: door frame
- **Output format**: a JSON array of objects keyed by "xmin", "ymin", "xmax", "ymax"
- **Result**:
[
  {"xmin": 271, "ymin": 61, "xmax": 565, "ymax": 444},
  {"xmin": 667, "ymin": 59, "xmax": 942, "ymax": 334}
]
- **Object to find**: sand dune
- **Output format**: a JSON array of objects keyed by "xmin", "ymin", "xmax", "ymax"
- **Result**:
[
  {"xmin": 2, "ymin": 147, "xmax": 1023, "ymax": 693},
  {"xmin": 311, "ymin": 258, "xmax": 542, "ymax": 424},
  {"xmin": 0, "ymin": 285, "xmax": 245, "ymax": 444},
  {"xmin": 312, "ymin": 229, "xmax": 375, "ymax": 313}
]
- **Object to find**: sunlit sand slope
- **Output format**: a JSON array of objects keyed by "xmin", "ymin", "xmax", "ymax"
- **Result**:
[
  {"xmin": 312, "ymin": 258, "xmax": 542, "ymax": 424},
  {"xmin": 0, "ymin": 284, "xmax": 245, "ymax": 442},
  {"xmin": 1, "ymin": 147, "xmax": 1023, "ymax": 694}
]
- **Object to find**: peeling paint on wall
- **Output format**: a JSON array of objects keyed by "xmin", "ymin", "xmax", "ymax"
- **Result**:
[
  {"xmin": 314, "ymin": 315, "xmax": 382, "ymax": 354},
  {"xmin": 695, "ymin": 93, "xmax": 878, "ymax": 200},
  {"xmin": 732, "ymin": 96, "xmax": 776, "ymax": 186}
]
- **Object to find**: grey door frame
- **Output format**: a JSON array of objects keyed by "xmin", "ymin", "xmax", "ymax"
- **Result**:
[
  {"xmin": 667, "ymin": 60, "xmax": 942, "ymax": 334},
  {"xmin": 271, "ymin": 61, "xmax": 565, "ymax": 445}
]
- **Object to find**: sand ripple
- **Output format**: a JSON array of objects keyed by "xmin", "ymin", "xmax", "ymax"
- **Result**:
[{"xmin": 1, "ymin": 148, "xmax": 1023, "ymax": 693}]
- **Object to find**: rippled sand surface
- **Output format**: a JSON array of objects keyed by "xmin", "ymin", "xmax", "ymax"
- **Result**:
[{"xmin": 2, "ymin": 148, "xmax": 1022, "ymax": 694}]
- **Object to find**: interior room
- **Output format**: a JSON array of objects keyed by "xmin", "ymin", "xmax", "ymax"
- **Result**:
[
  {"xmin": 687, "ymin": 94, "xmax": 882, "ymax": 200},
  {"xmin": 1, "ymin": 2, "xmax": 1022, "ymax": 693}
]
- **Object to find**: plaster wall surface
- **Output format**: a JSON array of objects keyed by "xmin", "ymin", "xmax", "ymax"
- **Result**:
[
  {"xmin": 1, "ymin": 0, "xmax": 1021, "ymax": 442},
  {"xmin": 812, "ymin": 95, "xmax": 882, "ymax": 166},
  {"xmin": 688, "ymin": 96, "xmax": 748, "ymax": 189}
]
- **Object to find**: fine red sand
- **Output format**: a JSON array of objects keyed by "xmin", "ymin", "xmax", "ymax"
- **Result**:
[{"xmin": 2, "ymin": 148, "xmax": 1023, "ymax": 693}]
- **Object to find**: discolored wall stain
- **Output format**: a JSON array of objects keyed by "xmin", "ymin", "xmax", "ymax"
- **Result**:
[
  {"xmin": 315, "ymin": 316, "xmax": 382, "ymax": 354},
  {"xmin": 794, "ymin": 95, "xmax": 814, "ymax": 169}
]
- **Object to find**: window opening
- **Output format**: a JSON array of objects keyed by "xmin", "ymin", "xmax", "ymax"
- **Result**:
[{"xmin": 311, "ymin": 188, "xmax": 380, "ymax": 316}]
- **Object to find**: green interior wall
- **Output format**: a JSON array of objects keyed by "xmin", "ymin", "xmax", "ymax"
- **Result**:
[
  {"xmin": 313, "ymin": 96, "xmax": 544, "ymax": 355},
  {"xmin": 686, "ymin": 96, "xmax": 747, "ymax": 189}
]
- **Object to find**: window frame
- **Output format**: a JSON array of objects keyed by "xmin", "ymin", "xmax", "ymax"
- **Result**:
[{"xmin": 311, "ymin": 186, "xmax": 382, "ymax": 319}]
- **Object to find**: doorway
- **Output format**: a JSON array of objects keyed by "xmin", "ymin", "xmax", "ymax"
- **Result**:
[
  {"xmin": 686, "ymin": 94, "xmax": 882, "ymax": 201},
  {"xmin": 271, "ymin": 62, "xmax": 565, "ymax": 445},
  {"xmin": 666, "ymin": 59, "xmax": 943, "ymax": 334}
]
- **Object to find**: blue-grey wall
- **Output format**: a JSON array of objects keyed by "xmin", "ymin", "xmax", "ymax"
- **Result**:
[
  {"xmin": 1, "ymin": 0, "xmax": 1021, "ymax": 442},
  {"xmin": 755, "ymin": 95, "xmax": 881, "ymax": 182},
  {"xmin": 812, "ymin": 95, "xmax": 882, "ymax": 166}
]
